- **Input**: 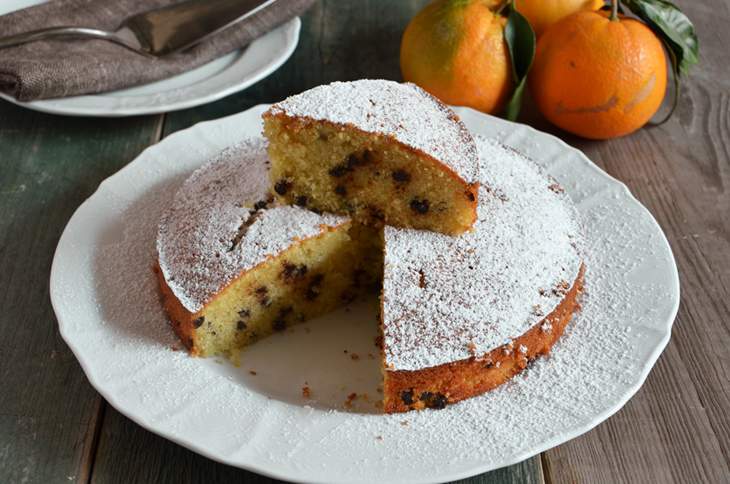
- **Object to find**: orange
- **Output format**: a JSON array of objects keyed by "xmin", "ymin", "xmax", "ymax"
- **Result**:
[
  {"xmin": 529, "ymin": 10, "xmax": 667, "ymax": 139},
  {"xmin": 400, "ymin": 0, "xmax": 511, "ymax": 114},
  {"xmin": 515, "ymin": 0, "xmax": 604, "ymax": 36}
]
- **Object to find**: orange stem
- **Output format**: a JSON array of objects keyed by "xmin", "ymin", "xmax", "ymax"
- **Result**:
[{"xmin": 610, "ymin": 0, "xmax": 619, "ymax": 21}]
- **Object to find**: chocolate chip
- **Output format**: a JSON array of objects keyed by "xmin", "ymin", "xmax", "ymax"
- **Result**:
[
  {"xmin": 282, "ymin": 262, "xmax": 308, "ymax": 281},
  {"xmin": 548, "ymin": 183, "xmax": 565, "ymax": 194},
  {"xmin": 237, "ymin": 320, "xmax": 247, "ymax": 331},
  {"xmin": 255, "ymin": 286, "xmax": 271, "ymax": 307},
  {"xmin": 465, "ymin": 190, "xmax": 476, "ymax": 202},
  {"xmin": 400, "ymin": 389, "xmax": 415, "ymax": 405},
  {"xmin": 274, "ymin": 179, "xmax": 292, "ymax": 195},
  {"xmin": 305, "ymin": 274, "xmax": 324, "ymax": 300},
  {"xmin": 238, "ymin": 308, "xmax": 250, "ymax": 319},
  {"xmin": 193, "ymin": 317, "xmax": 205, "ymax": 328},
  {"xmin": 410, "ymin": 198, "xmax": 430, "ymax": 214},
  {"xmin": 269, "ymin": 307, "xmax": 291, "ymax": 331},
  {"xmin": 253, "ymin": 200, "xmax": 268, "ymax": 210},
  {"xmin": 392, "ymin": 169, "xmax": 411, "ymax": 183},
  {"xmin": 346, "ymin": 153, "xmax": 363, "ymax": 169},
  {"xmin": 305, "ymin": 286, "xmax": 321, "ymax": 300},
  {"xmin": 368, "ymin": 205, "xmax": 385, "ymax": 221},
  {"xmin": 294, "ymin": 195, "xmax": 308, "ymax": 207},
  {"xmin": 420, "ymin": 391, "xmax": 448, "ymax": 410},
  {"xmin": 328, "ymin": 163, "xmax": 349, "ymax": 177},
  {"xmin": 334, "ymin": 184, "xmax": 347, "ymax": 196}
]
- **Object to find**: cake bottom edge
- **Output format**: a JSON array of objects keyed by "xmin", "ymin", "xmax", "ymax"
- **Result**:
[{"xmin": 382, "ymin": 263, "xmax": 586, "ymax": 413}]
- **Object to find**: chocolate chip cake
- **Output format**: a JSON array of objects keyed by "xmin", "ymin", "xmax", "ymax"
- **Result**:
[
  {"xmin": 262, "ymin": 80, "xmax": 480, "ymax": 235},
  {"xmin": 156, "ymin": 139, "xmax": 381, "ymax": 357},
  {"xmin": 156, "ymin": 135, "xmax": 583, "ymax": 413},
  {"xmin": 380, "ymin": 137, "xmax": 584, "ymax": 412}
]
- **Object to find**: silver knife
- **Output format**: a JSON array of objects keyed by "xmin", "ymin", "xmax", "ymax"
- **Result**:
[{"xmin": 0, "ymin": 0, "xmax": 276, "ymax": 57}]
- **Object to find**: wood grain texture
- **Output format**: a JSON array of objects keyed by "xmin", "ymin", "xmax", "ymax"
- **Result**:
[
  {"xmin": 532, "ymin": 0, "xmax": 730, "ymax": 482},
  {"xmin": 0, "ymin": 102, "xmax": 163, "ymax": 483},
  {"xmin": 92, "ymin": 407, "xmax": 543, "ymax": 484}
]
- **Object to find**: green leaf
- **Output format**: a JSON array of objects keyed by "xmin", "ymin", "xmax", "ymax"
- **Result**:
[
  {"xmin": 502, "ymin": 4, "xmax": 535, "ymax": 121},
  {"xmin": 623, "ymin": 0, "xmax": 699, "ymax": 76}
]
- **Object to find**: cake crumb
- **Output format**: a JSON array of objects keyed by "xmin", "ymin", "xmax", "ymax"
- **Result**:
[
  {"xmin": 302, "ymin": 385, "xmax": 311, "ymax": 398},
  {"xmin": 350, "ymin": 353, "xmax": 360, "ymax": 361},
  {"xmin": 467, "ymin": 341, "xmax": 477, "ymax": 355},
  {"xmin": 249, "ymin": 370, "xmax": 257, "ymax": 375},
  {"xmin": 400, "ymin": 420, "xmax": 409, "ymax": 426},
  {"xmin": 375, "ymin": 435, "xmax": 383, "ymax": 441},
  {"xmin": 368, "ymin": 353, "xmax": 375, "ymax": 359},
  {"xmin": 344, "ymin": 392, "xmax": 358, "ymax": 408}
]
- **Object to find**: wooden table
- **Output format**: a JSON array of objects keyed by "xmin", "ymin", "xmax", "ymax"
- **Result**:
[{"xmin": 1, "ymin": 1, "xmax": 727, "ymax": 482}]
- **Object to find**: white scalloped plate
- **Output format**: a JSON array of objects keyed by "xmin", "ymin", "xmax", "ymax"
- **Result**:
[
  {"xmin": 0, "ymin": 1, "xmax": 300, "ymax": 117},
  {"xmin": 50, "ymin": 105, "xmax": 679, "ymax": 484}
]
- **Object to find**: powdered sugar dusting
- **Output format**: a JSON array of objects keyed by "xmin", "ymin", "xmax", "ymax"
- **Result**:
[
  {"xmin": 156, "ymin": 138, "xmax": 347, "ymax": 313},
  {"xmin": 266, "ymin": 79, "xmax": 479, "ymax": 183},
  {"xmin": 383, "ymin": 136, "xmax": 583, "ymax": 370}
]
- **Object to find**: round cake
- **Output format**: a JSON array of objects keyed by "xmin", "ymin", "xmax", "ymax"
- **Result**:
[{"xmin": 155, "ymin": 134, "xmax": 583, "ymax": 413}]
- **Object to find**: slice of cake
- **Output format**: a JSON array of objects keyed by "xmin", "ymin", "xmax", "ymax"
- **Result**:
[
  {"xmin": 156, "ymin": 139, "xmax": 381, "ymax": 357},
  {"xmin": 380, "ymin": 136, "xmax": 584, "ymax": 412},
  {"xmin": 262, "ymin": 79, "xmax": 480, "ymax": 235}
]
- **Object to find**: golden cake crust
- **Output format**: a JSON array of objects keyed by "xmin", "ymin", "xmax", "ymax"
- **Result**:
[{"xmin": 155, "ymin": 262, "xmax": 198, "ymax": 354}]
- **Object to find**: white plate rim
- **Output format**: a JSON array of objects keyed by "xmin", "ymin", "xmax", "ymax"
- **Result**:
[
  {"xmin": 0, "ymin": 0, "xmax": 300, "ymax": 117},
  {"xmin": 49, "ymin": 105, "xmax": 680, "ymax": 483}
]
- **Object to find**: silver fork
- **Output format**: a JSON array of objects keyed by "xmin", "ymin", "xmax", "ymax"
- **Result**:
[{"xmin": 0, "ymin": 0, "xmax": 275, "ymax": 57}]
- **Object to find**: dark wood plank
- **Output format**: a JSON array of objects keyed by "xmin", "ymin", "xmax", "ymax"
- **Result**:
[
  {"xmin": 89, "ymin": 1, "xmax": 544, "ymax": 483},
  {"xmin": 0, "ymin": 102, "xmax": 163, "ymax": 483},
  {"xmin": 536, "ymin": 0, "xmax": 730, "ymax": 482}
]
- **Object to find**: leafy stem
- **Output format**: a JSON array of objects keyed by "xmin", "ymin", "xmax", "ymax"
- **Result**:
[
  {"xmin": 622, "ymin": 0, "xmax": 699, "ymax": 123},
  {"xmin": 502, "ymin": 1, "xmax": 536, "ymax": 121},
  {"xmin": 610, "ymin": 0, "xmax": 619, "ymax": 21}
]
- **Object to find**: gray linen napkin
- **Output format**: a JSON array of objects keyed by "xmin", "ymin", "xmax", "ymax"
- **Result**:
[{"xmin": 0, "ymin": 0, "xmax": 314, "ymax": 101}]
